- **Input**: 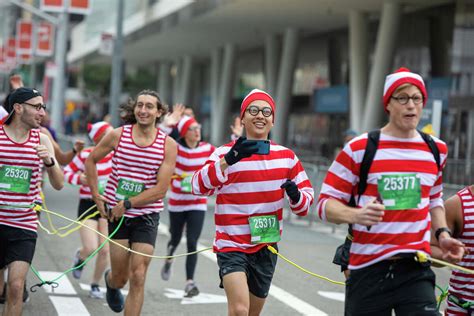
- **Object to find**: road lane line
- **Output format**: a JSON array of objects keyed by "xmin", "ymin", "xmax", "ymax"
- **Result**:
[
  {"xmin": 49, "ymin": 296, "xmax": 90, "ymax": 316},
  {"xmin": 158, "ymin": 223, "xmax": 327, "ymax": 316}
]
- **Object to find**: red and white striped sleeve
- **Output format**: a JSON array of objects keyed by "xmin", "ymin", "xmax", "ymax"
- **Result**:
[
  {"xmin": 287, "ymin": 154, "xmax": 314, "ymax": 216},
  {"xmin": 63, "ymin": 150, "xmax": 88, "ymax": 185},
  {"xmin": 317, "ymin": 140, "xmax": 359, "ymax": 221},
  {"xmin": 191, "ymin": 144, "xmax": 231, "ymax": 196},
  {"xmin": 429, "ymin": 139, "xmax": 448, "ymax": 210}
]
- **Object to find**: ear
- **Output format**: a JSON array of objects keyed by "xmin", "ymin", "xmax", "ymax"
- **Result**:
[{"xmin": 13, "ymin": 103, "xmax": 23, "ymax": 114}]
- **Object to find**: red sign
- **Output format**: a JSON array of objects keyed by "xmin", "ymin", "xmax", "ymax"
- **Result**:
[
  {"xmin": 0, "ymin": 46, "xmax": 7, "ymax": 73},
  {"xmin": 18, "ymin": 53, "xmax": 32, "ymax": 65},
  {"xmin": 40, "ymin": 0, "xmax": 91, "ymax": 14},
  {"xmin": 16, "ymin": 20, "xmax": 33, "ymax": 55},
  {"xmin": 36, "ymin": 22, "xmax": 55, "ymax": 56},
  {"xmin": 6, "ymin": 38, "xmax": 16, "ymax": 67}
]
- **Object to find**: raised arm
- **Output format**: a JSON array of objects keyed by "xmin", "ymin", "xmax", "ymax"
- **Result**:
[{"xmin": 39, "ymin": 133, "xmax": 64, "ymax": 190}]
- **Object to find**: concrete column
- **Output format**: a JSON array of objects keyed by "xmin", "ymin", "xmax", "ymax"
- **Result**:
[
  {"xmin": 172, "ymin": 59, "xmax": 182, "ymax": 105},
  {"xmin": 178, "ymin": 55, "xmax": 193, "ymax": 105},
  {"xmin": 429, "ymin": 15, "xmax": 451, "ymax": 77},
  {"xmin": 274, "ymin": 28, "xmax": 299, "ymax": 145},
  {"xmin": 215, "ymin": 44, "xmax": 236, "ymax": 146},
  {"xmin": 210, "ymin": 48, "xmax": 222, "ymax": 146},
  {"xmin": 466, "ymin": 109, "xmax": 474, "ymax": 176},
  {"xmin": 349, "ymin": 10, "xmax": 369, "ymax": 133},
  {"xmin": 362, "ymin": 1, "xmax": 401, "ymax": 132},
  {"xmin": 265, "ymin": 34, "xmax": 279, "ymax": 96},
  {"xmin": 328, "ymin": 36, "xmax": 343, "ymax": 85},
  {"xmin": 158, "ymin": 61, "xmax": 172, "ymax": 105}
]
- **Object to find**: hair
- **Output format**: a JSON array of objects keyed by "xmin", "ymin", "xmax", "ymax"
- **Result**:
[{"xmin": 119, "ymin": 89, "xmax": 168, "ymax": 125}]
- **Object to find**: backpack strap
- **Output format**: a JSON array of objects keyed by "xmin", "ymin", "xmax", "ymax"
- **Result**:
[
  {"xmin": 418, "ymin": 130, "xmax": 441, "ymax": 171},
  {"xmin": 357, "ymin": 130, "xmax": 380, "ymax": 200}
]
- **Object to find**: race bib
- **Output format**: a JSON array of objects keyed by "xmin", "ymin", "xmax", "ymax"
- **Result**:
[
  {"xmin": 116, "ymin": 179, "xmax": 144, "ymax": 200},
  {"xmin": 0, "ymin": 165, "xmax": 32, "ymax": 194},
  {"xmin": 378, "ymin": 174, "xmax": 421, "ymax": 210},
  {"xmin": 181, "ymin": 176, "xmax": 192, "ymax": 193},
  {"xmin": 248, "ymin": 215, "xmax": 280, "ymax": 244}
]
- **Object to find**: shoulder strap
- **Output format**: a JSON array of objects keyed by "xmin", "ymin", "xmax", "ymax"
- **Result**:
[{"xmin": 418, "ymin": 130, "xmax": 441, "ymax": 171}]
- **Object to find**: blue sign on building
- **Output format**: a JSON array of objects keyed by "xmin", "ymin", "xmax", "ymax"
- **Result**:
[{"xmin": 314, "ymin": 85, "xmax": 349, "ymax": 113}]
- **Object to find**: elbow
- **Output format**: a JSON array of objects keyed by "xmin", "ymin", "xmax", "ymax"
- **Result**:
[{"xmin": 52, "ymin": 179, "xmax": 64, "ymax": 190}]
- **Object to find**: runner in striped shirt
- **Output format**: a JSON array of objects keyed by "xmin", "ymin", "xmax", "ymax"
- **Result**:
[
  {"xmin": 64, "ymin": 121, "xmax": 113, "ymax": 299},
  {"xmin": 317, "ymin": 68, "xmax": 465, "ymax": 315},
  {"xmin": 192, "ymin": 89, "xmax": 314, "ymax": 316},
  {"xmin": 0, "ymin": 87, "xmax": 63, "ymax": 316},
  {"xmin": 85, "ymin": 90, "xmax": 177, "ymax": 314},
  {"xmin": 161, "ymin": 115, "xmax": 215, "ymax": 297},
  {"xmin": 432, "ymin": 186, "xmax": 473, "ymax": 315}
]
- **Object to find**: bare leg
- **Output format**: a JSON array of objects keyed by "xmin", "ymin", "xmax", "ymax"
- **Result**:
[
  {"xmin": 3, "ymin": 261, "xmax": 29, "ymax": 316},
  {"xmin": 92, "ymin": 219, "xmax": 109, "ymax": 284},
  {"xmin": 222, "ymin": 272, "xmax": 251, "ymax": 316}
]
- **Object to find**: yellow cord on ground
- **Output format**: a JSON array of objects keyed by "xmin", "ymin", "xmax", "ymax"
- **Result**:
[
  {"xmin": 416, "ymin": 251, "xmax": 474, "ymax": 274},
  {"xmin": 38, "ymin": 206, "xmax": 212, "ymax": 259},
  {"xmin": 267, "ymin": 245, "xmax": 345, "ymax": 286}
]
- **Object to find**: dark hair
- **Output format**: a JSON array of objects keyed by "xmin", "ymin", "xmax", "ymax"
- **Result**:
[{"xmin": 119, "ymin": 89, "xmax": 168, "ymax": 125}]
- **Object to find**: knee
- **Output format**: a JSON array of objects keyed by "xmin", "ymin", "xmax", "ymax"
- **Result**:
[
  {"xmin": 129, "ymin": 266, "xmax": 147, "ymax": 287},
  {"xmin": 98, "ymin": 247, "xmax": 109, "ymax": 259},
  {"xmin": 83, "ymin": 246, "xmax": 95, "ymax": 256},
  {"xmin": 110, "ymin": 271, "xmax": 128, "ymax": 288},
  {"xmin": 7, "ymin": 279, "xmax": 24, "ymax": 300},
  {"xmin": 229, "ymin": 303, "xmax": 249, "ymax": 316},
  {"xmin": 186, "ymin": 239, "xmax": 197, "ymax": 251}
]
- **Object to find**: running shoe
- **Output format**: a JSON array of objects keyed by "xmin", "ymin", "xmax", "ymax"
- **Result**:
[
  {"xmin": 89, "ymin": 283, "xmax": 104, "ymax": 299},
  {"xmin": 72, "ymin": 249, "xmax": 85, "ymax": 279},
  {"xmin": 161, "ymin": 260, "xmax": 173, "ymax": 281},
  {"xmin": 184, "ymin": 281, "xmax": 199, "ymax": 298},
  {"xmin": 104, "ymin": 269, "xmax": 124, "ymax": 313}
]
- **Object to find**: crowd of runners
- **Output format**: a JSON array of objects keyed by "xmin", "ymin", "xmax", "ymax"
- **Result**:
[{"xmin": 0, "ymin": 67, "xmax": 472, "ymax": 316}]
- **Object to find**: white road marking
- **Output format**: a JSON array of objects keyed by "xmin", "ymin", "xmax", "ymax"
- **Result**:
[
  {"xmin": 164, "ymin": 288, "xmax": 227, "ymax": 304},
  {"xmin": 38, "ymin": 271, "xmax": 77, "ymax": 295},
  {"xmin": 318, "ymin": 291, "xmax": 345, "ymax": 302},
  {"xmin": 79, "ymin": 283, "xmax": 129, "ymax": 295},
  {"xmin": 158, "ymin": 224, "xmax": 328, "ymax": 316},
  {"xmin": 49, "ymin": 296, "xmax": 90, "ymax": 316}
]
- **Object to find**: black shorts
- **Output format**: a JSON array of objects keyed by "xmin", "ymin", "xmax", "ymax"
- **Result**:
[
  {"xmin": 77, "ymin": 199, "xmax": 101, "ymax": 221},
  {"xmin": 108, "ymin": 212, "xmax": 160, "ymax": 247},
  {"xmin": 0, "ymin": 225, "xmax": 37, "ymax": 269},
  {"xmin": 217, "ymin": 245, "xmax": 278, "ymax": 298}
]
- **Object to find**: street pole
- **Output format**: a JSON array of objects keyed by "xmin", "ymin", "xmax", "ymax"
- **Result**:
[
  {"xmin": 109, "ymin": 0, "xmax": 124, "ymax": 127},
  {"xmin": 50, "ymin": 0, "xmax": 69, "ymax": 133},
  {"xmin": 30, "ymin": 16, "xmax": 37, "ymax": 87}
]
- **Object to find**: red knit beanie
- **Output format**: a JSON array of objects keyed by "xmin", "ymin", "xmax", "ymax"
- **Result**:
[
  {"xmin": 177, "ymin": 115, "xmax": 197, "ymax": 137},
  {"xmin": 240, "ymin": 89, "xmax": 275, "ymax": 122},
  {"xmin": 383, "ymin": 67, "xmax": 427, "ymax": 112}
]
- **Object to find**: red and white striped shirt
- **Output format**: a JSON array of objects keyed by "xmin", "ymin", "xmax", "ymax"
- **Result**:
[
  {"xmin": 317, "ymin": 132, "xmax": 447, "ymax": 270},
  {"xmin": 0, "ymin": 126, "xmax": 42, "ymax": 232},
  {"xmin": 64, "ymin": 147, "xmax": 113, "ymax": 200},
  {"xmin": 446, "ymin": 187, "xmax": 474, "ymax": 315},
  {"xmin": 192, "ymin": 140, "xmax": 314, "ymax": 254},
  {"xmin": 168, "ymin": 141, "xmax": 215, "ymax": 212},
  {"xmin": 104, "ymin": 125, "xmax": 167, "ymax": 217}
]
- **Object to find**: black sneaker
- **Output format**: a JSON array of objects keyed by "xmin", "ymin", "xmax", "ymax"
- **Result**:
[{"xmin": 104, "ymin": 269, "xmax": 124, "ymax": 313}]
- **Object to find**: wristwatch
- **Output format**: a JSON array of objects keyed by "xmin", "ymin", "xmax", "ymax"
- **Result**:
[
  {"xmin": 123, "ymin": 199, "xmax": 132, "ymax": 210},
  {"xmin": 435, "ymin": 227, "xmax": 452, "ymax": 241},
  {"xmin": 44, "ymin": 158, "xmax": 55, "ymax": 167}
]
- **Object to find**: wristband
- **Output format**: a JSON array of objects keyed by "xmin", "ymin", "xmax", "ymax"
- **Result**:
[
  {"xmin": 44, "ymin": 158, "xmax": 55, "ymax": 167},
  {"xmin": 435, "ymin": 227, "xmax": 452, "ymax": 241}
]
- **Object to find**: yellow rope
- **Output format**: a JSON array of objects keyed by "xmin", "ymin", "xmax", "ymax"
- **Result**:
[
  {"xmin": 38, "ymin": 206, "xmax": 212, "ymax": 259},
  {"xmin": 416, "ymin": 251, "xmax": 474, "ymax": 274},
  {"xmin": 267, "ymin": 245, "xmax": 345, "ymax": 286}
]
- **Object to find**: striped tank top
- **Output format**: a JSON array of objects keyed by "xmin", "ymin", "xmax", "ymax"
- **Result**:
[
  {"xmin": 0, "ymin": 126, "xmax": 42, "ymax": 232},
  {"xmin": 447, "ymin": 187, "xmax": 474, "ymax": 315},
  {"xmin": 104, "ymin": 124, "xmax": 167, "ymax": 217}
]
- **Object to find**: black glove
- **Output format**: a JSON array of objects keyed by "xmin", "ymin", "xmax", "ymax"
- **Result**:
[
  {"xmin": 280, "ymin": 179, "xmax": 301, "ymax": 204},
  {"xmin": 224, "ymin": 137, "xmax": 259, "ymax": 166}
]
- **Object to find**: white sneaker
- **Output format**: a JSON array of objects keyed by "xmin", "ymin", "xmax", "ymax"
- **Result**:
[
  {"xmin": 89, "ymin": 284, "xmax": 104, "ymax": 299},
  {"xmin": 184, "ymin": 281, "xmax": 199, "ymax": 297}
]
